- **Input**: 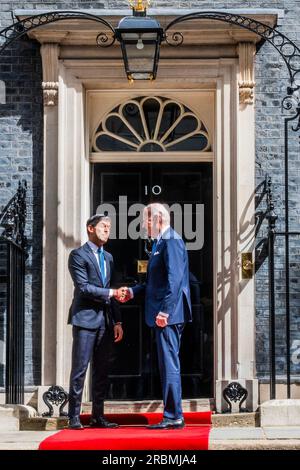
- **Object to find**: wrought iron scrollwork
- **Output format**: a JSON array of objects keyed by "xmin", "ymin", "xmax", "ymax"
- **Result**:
[
  {"xmin": 223, "ymin": 381, "xmax": 248, "ymax": 413},
  {"xmin": 164, "ymin": 11, "xmax": 300, "ymax": 119},
  {"xmin": 0, "ymin": 180, "xmax": 27, "ymax": 251},
  {"xmin": 42, "ymin": 385, "xmax": 69, "ymax": 417},
  {"xmin": 164, "ymin": 12, "xmax": 300, "ymax": 93},
  {"xmin": 0, "ymin": 10, "xmax": 116, "ymax": 53},
  {"xmin": 282, "ymin": 95, "xmax": 300, "ymax": 131}
]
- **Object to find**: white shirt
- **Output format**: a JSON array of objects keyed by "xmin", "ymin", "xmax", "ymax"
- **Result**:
[{"xmin": 156, "ymin": 225, "xmax": 170, "ymax": 245}]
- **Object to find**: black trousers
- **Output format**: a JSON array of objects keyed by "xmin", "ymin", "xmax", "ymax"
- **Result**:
[{"xmin": 68, "ymin": 314, "xmax": 113, "ymax": 420}]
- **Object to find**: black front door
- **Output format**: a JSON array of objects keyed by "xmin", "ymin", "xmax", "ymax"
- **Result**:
[{"xmin": 92, "ymin": 162, "xmax": 213, "ymax": 399}]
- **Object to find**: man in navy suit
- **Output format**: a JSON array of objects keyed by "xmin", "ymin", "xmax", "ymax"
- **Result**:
[
  {"xmin": 67, "ymin": 214, "xmax": 126, "ymax": 430},
  {"xmin": 124, "ymin": 203, "xmax": 192, "ymax": 429}
]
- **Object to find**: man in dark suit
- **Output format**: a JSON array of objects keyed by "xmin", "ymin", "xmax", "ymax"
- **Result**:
[
  {"xmin": 123, "ymin": 203, "xmax": 192, "ymax": 429},
  {"xmin": 68, "ymin": 214, "xmax": 126, "ymax": 430}
]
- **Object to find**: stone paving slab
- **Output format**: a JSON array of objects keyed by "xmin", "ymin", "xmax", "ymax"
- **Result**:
[
  {"xmin": 210, "ymin": 427, "xmax": 265, "ymax": 440},
  {"xmin": 209, "ymin": 440, "xmax": 300, "ymax": 450},
  {"xmin": 263, "ymin": 427, "xmax": 300, "ymax": 439},
  {"xmin": 0, "ymin": 431, "xmax": 56, "ymax": 443},
  {"xmin": 0, "ymin": 442, "xmax": 40, "ymax": 450}
]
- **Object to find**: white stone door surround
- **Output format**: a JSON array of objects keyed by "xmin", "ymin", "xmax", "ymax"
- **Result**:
[{"xmin": 39, "ymin": 52, "xmax": 258, "ymax": 411}]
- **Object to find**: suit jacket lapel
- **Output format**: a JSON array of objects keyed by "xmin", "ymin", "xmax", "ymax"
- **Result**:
[
  {"xmin": 83, "ymin": 243, "xmax": 103, "ymax": 286},
  {"xmin": 148, "ymin": 228, "xmax": 172, "ymax": 270},
  {"xmin": 104, "ymin": 251, "xmax": 111, "ymax": 286}
]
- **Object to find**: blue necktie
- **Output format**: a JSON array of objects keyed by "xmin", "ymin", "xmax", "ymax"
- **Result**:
[
  {"xmin": 151, "ymin": 240, "xmax": 157, "ymax": 255},
  {"xmin": 97, "ymin": 247, "xmax": 106, "ymax": 285}
]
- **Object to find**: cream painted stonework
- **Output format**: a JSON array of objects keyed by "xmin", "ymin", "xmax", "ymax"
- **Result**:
[
  {"xmin": 40, "ymin": 44, "xmax": 59, "ymax": 106},
  {"xmin": 40, "ymin": 58, "xmax": 257, "ymax": 412},
  {"xmin": 238, "ymin": 42, "xmax": 256, "ymax": 105}
]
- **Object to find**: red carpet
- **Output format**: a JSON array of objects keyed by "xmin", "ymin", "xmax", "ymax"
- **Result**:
[{"xmin": 39, "ymin": 412, "xmax": 211, "ymax": 450}]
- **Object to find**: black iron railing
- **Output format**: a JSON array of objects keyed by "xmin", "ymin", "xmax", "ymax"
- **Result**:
[
  {"xmin": 265, "ymin": 177, "xmax": 278, "ymax": 400},
  {"xmin": 266, "ymin": 176, "xmax": 300, "ymax": 399},
  {"xmin": 0, "ymin": 181, "xmax": 27, "ymax": 404}
]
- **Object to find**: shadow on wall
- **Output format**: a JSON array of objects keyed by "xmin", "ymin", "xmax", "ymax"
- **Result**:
[
  {"xmin": 0, "ymin": 35, "xmax": 43, "ymax": 386},
  {"xmin": 215, "ymin": 178, "xmax": 272, "ymax": 378},
  {"xmin": 255, "ymin": 178, "xmax": 270, "ymax": 271}
]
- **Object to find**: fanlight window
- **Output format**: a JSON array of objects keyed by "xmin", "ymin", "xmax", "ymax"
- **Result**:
[{"xmin": 92, "ymin": 96, "xmax": 211, "ymax": 152}]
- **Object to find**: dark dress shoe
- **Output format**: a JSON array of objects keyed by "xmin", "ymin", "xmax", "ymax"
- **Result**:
[
  {"xmin": 90, "ymin": 416, "xmax": 119, "ymax": 428},
  {"xmin": 68, "ymin": 417, "xmax": 84, "ymax": 430},
  {"xmin": 147, "ymin": 417, "xmax": 185, "ymax": 430}
]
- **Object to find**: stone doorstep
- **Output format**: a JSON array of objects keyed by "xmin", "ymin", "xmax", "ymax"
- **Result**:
[
  {"xmin": 18, "ymin": 399, "xmax": 260, "ymax": 431},
  {"xmin": 19, "ymin": 412, "xmax": 260, "ymax": 431},
  {"xmin": 82, "ymin": 399, "xmax": 215, "ymax": 414},
  {"xmin": 20, "ymin": 417, "xmax": 69, "ymax": 431},
  {"xmin": 212, "ymin": 412, "xmax": 260, "ymax": 428}
]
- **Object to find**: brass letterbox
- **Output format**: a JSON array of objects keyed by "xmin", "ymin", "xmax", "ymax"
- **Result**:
[
  {"xmin": 241, "ymin": 252, "xmax": 254, "ymax": 279},
  {"xmin": 137, "ymin": 260, "xmax": 148, "ymax": 274}
]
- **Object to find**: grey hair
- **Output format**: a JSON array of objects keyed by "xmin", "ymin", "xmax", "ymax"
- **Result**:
[{"xmin": 145, "ymin": 203, "xmax": 170, "ymax": 225}]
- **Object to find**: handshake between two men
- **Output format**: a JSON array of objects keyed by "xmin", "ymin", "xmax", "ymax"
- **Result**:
[
  {"xmin": 112, "ymin": 286, "xmax": 132, "ymax": 303},
  {"xmin": 111, "ymin": 286, "xmax": 169, "ymax": 328}
]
